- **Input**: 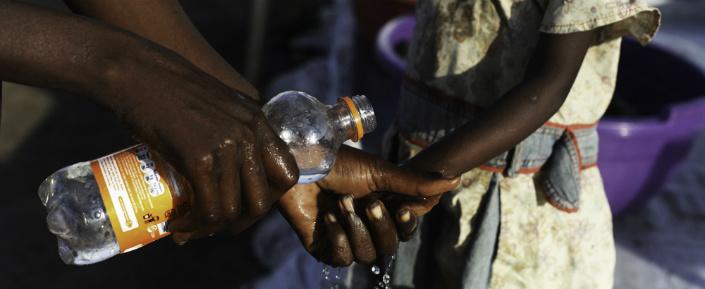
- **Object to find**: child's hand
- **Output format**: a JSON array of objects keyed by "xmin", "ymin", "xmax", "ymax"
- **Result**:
[{"xmin": 317, "ymin": 146, "xmax": 459, "ymax": 198}]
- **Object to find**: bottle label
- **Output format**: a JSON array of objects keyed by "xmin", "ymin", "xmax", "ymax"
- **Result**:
[{"xmin": 90, "ymin": 145, "xmax": 185, "ymax": 253}]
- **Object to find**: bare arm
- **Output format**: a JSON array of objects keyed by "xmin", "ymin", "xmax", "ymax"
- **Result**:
[
  {"xmin": 63, "ymin": 0, "xmax": 258, "ymax": 99},
  {"xmin": 0, "ymin": 0, "xmax": 298, "ymax": 237},
  {"xmin": 407, "ymin": 31, "xmax": 597, "ymax": 177},
  {"xmin": 0, "ymin": 0, "xmax": 143, "ymax": 107}
]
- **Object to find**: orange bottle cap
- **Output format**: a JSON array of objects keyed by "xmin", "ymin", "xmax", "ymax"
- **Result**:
[{"xmin": 340, "ymin": 96, "xmax": 365, "ymax": 141}]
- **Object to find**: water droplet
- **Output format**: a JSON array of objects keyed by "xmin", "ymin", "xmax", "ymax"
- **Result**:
[
  {"xmin": 371, "ymin": 265, "xmax": 381, "ymax": 275},
  {"xmin": 322, "ymin": 266, "xmax": 330, "ymax": 280},
  {"xmin": 320, "ymin": 264, "xmax": 341, "ymax": 289}
]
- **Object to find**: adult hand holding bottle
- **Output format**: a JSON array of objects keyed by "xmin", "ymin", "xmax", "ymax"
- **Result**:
[
  {"xmin": 121, "ymin": 56, "xmax": 300, "ymax": 238},
  {"xmin": 0, "ymin": 1, "xmax": 298, "ymax": 245}
]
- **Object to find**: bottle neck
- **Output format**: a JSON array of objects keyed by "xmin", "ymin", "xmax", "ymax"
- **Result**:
[{"xmin": 331, "ymin": 102, "xmax": 358, "ymax": 142}]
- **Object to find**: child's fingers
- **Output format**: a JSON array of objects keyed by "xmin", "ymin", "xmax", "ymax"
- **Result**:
[
  {"xmin": 416, "ymin": 175, "xmax": 460, "ymax": 197},
  {"xmin": 402, "ymin": 195, "xmax": 442, "ymax": 216},
  {"xmin": 373, "ymin": 166, "xmax": 460, "ymax": 198},
  {"xmin": 395, "ymin": 207, "xmax": 418, "ymax": 242}
]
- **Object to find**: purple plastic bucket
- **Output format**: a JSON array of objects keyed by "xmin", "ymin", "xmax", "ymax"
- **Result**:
[
  {"xmin": 597, "ymin": 39, "xmax": 705, "ymax": 214},
  {"xmin": 375, "ymin": 14, "xmax": 705, "ymax": 215},
  {"xmin": 375, "ymin": 15, "xmax": 415, "ymax": 77}
]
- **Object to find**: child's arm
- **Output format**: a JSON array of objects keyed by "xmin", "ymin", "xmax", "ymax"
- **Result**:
[{"xmin": 406, "ymin": 30, "xmax": 598, "ymax": 178}]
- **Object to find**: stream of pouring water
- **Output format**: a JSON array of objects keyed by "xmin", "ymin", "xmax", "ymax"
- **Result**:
[{"xmin": 321, "ymin": 254, "xmax": 396, "ymax": 289}]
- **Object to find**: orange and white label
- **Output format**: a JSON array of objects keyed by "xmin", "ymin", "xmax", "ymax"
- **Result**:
[{"xmin": 90, "ymin": 145, "xmax": 186, "ymax": 253}]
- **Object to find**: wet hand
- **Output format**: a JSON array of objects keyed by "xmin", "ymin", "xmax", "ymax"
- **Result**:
[
  {"xmin": 109, "ymin": 48, "xmax": 299, "ymax": 242},
  {"xmin": 280, "ymin": 186, "xmax": 418, "ymax": 267},
  {"xmin": 279, "ymin": 147, "xmax": 457, "ymax": 266}
]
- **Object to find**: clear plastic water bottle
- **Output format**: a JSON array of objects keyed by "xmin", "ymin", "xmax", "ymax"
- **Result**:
[
  {"xmin": 38, "ymin": 91, "xmax": 375, "ymax": 265},
  {"xmin": 38, "ymin": 162, "xmax": 121, "ymax": 265},
  {"xmin": 263, "ymin": 91, "xmax": 376, "ymax": 183}
]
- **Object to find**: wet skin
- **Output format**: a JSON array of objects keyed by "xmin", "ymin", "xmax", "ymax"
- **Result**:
[
  {"xmin": 280, "ymin": 32, "xmax": 600, "ymax": 264},
  {"xmin": 281, "ymin": 188, "xmax": 429, "ymax": 267},
  {"xmin": 0, "ymin": 0, "xmax": 300, "ymax": 238},
  {"xmin": 282, "ymin": 31, "xmax": 600, "ymax": 265},
  {"xmin": 60, "ymin": 0, "xmax": 296, "ymax": 237},
  {"xmin": 0, "ymin": 0, "xmax": 453, "ymax": 257},
  {"xmin": 0, "ymin": 0, "xmax": 595, "ymax": 265},
  {"xmin": 280, "ymin": 146, "xmax": 458, "ymax": 266}
]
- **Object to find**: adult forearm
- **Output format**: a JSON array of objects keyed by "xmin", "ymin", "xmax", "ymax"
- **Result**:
[
  {"xmin": 0, "ymin": 1, "xmax": 128, "ymax": 102},
  {"xmin": 0, "ymin": 1, "xmax": 177, "ymax": 114},
  {"xmin": 407, "ymin": 31, "xmax": 596, "ymax": 178},
  {"xmin": 64, "ymin": 0, "xmax": 258, "ymax": 100}
]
